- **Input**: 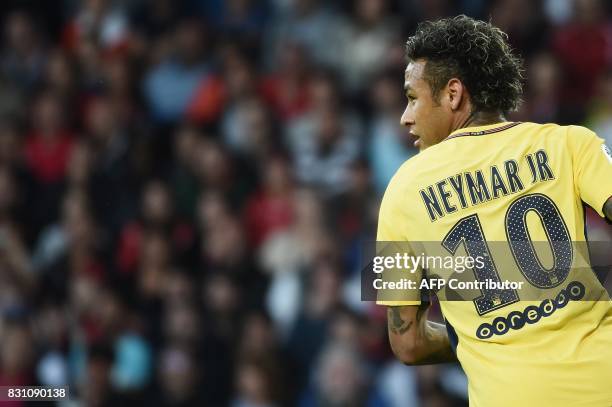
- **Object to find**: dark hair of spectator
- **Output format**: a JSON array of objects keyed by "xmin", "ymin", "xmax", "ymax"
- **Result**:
[
  {"xmin": 88, "ymin": 342, "xmax": 115, "ymax": 365},
  {"xmin": 405, "ymin": 15, "xmax": 524, "ymax": 113}
]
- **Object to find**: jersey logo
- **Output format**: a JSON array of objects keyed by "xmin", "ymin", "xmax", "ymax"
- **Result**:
[
  {"xmin": 602, "ymin": 144, "xmax": 612, "ymax": 164},
  {"xmin": 475, "ymin": 281, "xmax": 585, "ymax": 339}
]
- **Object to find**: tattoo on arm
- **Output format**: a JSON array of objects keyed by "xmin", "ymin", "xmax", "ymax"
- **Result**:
[
  {"xmin": 386, "ymin": 306, "xmax": 457, "ymax": 364},
  {"xmin": 388, "ymin": 307, "xmax": 412, "ymax": 334}
]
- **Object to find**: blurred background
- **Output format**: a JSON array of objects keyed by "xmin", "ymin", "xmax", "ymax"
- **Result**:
[{"xmin": 0, "ymin": 0, "xmax": 610, "ymax": 406}]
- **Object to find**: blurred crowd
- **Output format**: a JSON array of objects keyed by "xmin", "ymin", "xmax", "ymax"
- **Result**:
[{"xmin": 0, "ymin": 0, "xmax": 610, "ymax": 406}]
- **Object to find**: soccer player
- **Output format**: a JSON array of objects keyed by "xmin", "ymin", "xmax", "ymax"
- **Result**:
[{"xmin": 376, "ymin": 15, "xmax": 612, "ymax": 406}]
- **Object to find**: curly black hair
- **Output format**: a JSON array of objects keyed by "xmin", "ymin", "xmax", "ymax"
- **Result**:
[{"xmin": 405, "ymin": 15, "xmax": 524, "ymax": 113}]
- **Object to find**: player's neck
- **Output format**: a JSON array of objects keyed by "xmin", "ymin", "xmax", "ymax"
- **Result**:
[{"xmin": 455, "ymin": 110, "xmax": 506, "ymax": 132}]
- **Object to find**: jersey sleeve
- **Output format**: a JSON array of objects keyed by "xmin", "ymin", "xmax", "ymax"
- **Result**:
[
  {"xmin": 567, "ymin": 126, "xmax": 612, "ymax": 217},
  {"xmin": 375, "ymin": 173, "xmax": 423, "ymax": 306}
]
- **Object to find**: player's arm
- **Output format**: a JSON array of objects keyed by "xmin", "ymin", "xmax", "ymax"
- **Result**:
[
  {"xmin": 377, "ymin": 173, "xmax": 456, "ymax": 364},
  {"xmin": 567, "ymin": 127, "xmax": 612, "ymax": 220},
  {"xmin": 604, "ymin": 196, "xmax": 612, "ymax": 222},
  {"xmin": 387, "ymin": 303, "xmax": 457, "ymax": 365}
]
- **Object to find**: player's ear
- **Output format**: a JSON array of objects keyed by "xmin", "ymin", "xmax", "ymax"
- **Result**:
[{"xmin": 447, "ymin": 78, "xmax": 464, "ymax": 111}]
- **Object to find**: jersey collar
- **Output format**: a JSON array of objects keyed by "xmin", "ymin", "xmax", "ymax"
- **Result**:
[{"xmin": 444, "ymin": 122, "xmax": 521, "ymax": 141}]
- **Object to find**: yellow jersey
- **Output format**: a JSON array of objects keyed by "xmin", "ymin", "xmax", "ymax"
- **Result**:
[{"xmin": 376, "ymin": 122, "xmax": 612, "ymax": 407}]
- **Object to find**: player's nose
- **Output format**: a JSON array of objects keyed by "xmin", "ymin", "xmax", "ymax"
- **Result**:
[{"xmin": 400, "ymin": 104, "xmax": 414, "ymax": 127}]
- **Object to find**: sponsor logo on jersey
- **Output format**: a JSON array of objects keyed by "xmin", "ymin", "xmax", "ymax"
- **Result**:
[{"xmin": 475, "ymin": 281, "xmax": 585, "ymax": 339}]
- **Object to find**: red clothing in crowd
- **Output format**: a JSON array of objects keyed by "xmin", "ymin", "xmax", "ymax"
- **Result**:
[
  {"xmin": 244, "ymin": 191, "xmax": 294, "ymax": 248},
  {"xmin": 553, "ymin": 21, "xmax": 612, "ymax": 102},
  {"xmin": 24, "ymin": 131, "xmax": 74, "ymax": 184},
  {"xmin": 260, "ymin": 75, "xmax": 311, "ymax": 121}
]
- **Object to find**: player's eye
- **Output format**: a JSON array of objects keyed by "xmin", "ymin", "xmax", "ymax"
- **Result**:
[{"xmin": 407, "ymin": 95, "xmax": 416, "ymax": 102}]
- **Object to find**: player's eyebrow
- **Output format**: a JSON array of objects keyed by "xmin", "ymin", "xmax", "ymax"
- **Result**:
[{"xmin": 404, "ymin": 82, "xmax": 413, "ymax": 92}]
